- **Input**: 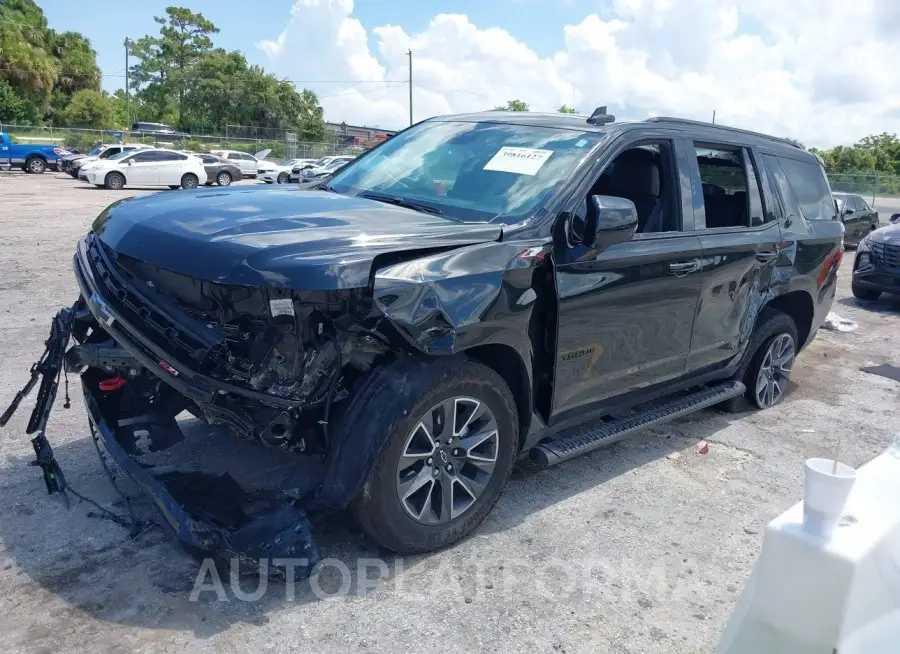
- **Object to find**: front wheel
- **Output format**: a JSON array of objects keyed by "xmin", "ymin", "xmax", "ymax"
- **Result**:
[
  {"xmin": 721, "ymin": 308, "xmax": 798, "ymax": 412},
  {"xmin": 277, "ymin": 172, "xmax": 289, "ymax": 184},
  {"xmin": 353, "ymin": 360, "xmax": 518, "ymax": 554},
  {"xmin": 104, "ymin": 172, "xmax": 125, "ymax": 190},
  {"xmin": 181, "ymin": 173, "xmax": 199, "ymax": 190},
  {"xmin": 216, "ymin": 171, "xmax": 232, "ymax": 186},
  {"xmin": 852, "ymin": 282, "xmax": 881, "ymax": 301}
]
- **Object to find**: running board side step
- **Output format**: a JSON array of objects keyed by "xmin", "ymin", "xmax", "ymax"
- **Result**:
[{"xmin": 529, "ymin": 380, "xmax": 745, "ymax": 468}]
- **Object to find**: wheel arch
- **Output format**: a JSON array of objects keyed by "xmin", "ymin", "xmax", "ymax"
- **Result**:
[
  {"xmin": 764, "ymin": 290, "xmax": 814, "ymax": 350},
  {"xmin": 463, "ymin": 343, "xmax": 532, "ymax": 449}
]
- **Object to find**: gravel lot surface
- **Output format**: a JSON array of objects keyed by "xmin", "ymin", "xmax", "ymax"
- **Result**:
[{"xmin": 0, "ymin": 171, "xmax": 898, "ymax": 653}]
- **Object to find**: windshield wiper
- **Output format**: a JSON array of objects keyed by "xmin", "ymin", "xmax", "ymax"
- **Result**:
[{"xmin": 360, "ymin": 192, "xmax": 443, "ymax": 215}]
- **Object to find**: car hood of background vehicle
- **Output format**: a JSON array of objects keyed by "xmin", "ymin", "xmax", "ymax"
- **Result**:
[
  {"xmin": 869, "ymin": 223, "xmax": 900, "ymax": 244},
  {"xmin": 91, "ymin": 185, "xmax": 502, "ymax": 289}
]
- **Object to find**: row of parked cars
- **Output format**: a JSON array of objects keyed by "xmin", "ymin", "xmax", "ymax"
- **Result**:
[{"xmin": 51, "ymin": 143, "xmax": 358, "ymax": 190}]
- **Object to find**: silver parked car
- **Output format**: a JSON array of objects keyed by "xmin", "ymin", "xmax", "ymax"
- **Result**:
[{"xmin": 209, "ymin": 148, "xmax": 272, "ymax": 177}]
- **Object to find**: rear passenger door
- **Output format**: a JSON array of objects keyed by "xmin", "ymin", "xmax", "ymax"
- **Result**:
[
  {"xmin": 683, "ymin": 142, "xmax": 783, "ymax": 373},
  {"xmin": 155, "ymin": 151, "xmax": 188, "ymax": 185}
]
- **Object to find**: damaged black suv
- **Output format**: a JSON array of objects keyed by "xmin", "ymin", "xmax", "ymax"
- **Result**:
[{"xmin": 3, "ymin": 109, "xmax": 843, "ymax": 575}]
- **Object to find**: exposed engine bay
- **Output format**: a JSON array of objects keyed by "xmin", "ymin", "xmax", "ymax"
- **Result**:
[{"xmin": 74, "ymin": 238, "xmax": 397, "ymax": 455}]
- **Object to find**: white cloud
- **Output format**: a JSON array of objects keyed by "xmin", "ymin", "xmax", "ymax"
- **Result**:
[{"xmin": 258, "ymin": 0, "xmax": 900, "ymax": 147}]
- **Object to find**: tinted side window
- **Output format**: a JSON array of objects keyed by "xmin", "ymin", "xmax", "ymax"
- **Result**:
[
  {"xmin": 693, "ymin": 144, "xmax": 760, "ymax": 229},
  {"xmin": 776, "ymin": 157, "xmax": 837, "ymax": 221},
  {"xmin": 130, "ymin": 151, "xmax": 158, "ymax": 163},
  {"xmin": 200, "ymin": 155, "xmax": 216, "ymax": 164},
  {"xmin": 227, "ymin": 152, "xmax": 241, "ymax": 160},
  {"xmin": 156, "ymin": 152, "xmax": 186, "ymax": 161},
  {"xmin": 240, "ymin": 153, "xmax": 255, "ymax": 161},
  {"xmin": 761, "ymin": 154, "xmax": 804, "ymax": 224}
]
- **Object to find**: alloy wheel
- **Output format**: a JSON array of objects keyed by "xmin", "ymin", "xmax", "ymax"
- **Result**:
[
  {"xmin": 217, "ymin": 172, "xmax": 231, "ymax": 186},
  {"xmin": 396, "ymin": 396, "xmax": 499, "ymax": 525},
  {"xmin": 754, "ymin": 333, "xmax": 795, "ymax": 407}
]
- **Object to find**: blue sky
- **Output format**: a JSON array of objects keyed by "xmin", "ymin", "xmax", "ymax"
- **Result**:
[
  {"xmin": 40, "ymin": 0, "xmax": 595, "ymax": 92},
  {"xmin": 36, "ymin": 0, "xmax": 900, "ymax": 146}
]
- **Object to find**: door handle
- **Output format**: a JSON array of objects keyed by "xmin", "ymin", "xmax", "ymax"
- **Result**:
[
  {"xmin": 756, "ymin": 250, "xmax": 777, "ymax": 263},
  {"xmin": 668, "ymin": 259, "xmax": 700, "ymax": 274}
]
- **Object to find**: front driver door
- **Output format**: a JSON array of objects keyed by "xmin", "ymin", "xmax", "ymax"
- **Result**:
[{"xmin": 552, "ymin": 138, "xmax": 703, "ymax": 415}]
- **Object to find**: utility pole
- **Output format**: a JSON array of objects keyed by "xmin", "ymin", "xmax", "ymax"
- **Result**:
[
  {"xmin": 407, "ymin": 49, "xmax": 413, "ymax": 126},
  {"xmin": 124, "ymin": 38, "xmax": 132, "ymax": 127},
  {"xmin": 711, "ymin": 109, "xmax": 716, "ymax": 124}
]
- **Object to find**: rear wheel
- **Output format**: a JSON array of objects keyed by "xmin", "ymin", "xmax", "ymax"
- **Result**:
[
  {"xmin": 721, "ymin": 308, "xmax": 798, "ymax": 412},
  {"xmin": 216, "ymin": 171, "xmax": 232, "ymax": 186},
  {"xmin": 25, "ymin": 157, "xmax": 46, "ymax": 174},
  {"xmin": 353, "ymin": 361, "xmax": 518, "ymax": 553},
  {"xmin": 181, "ymin": 173, "xmax": 199, "ymax": 190},
  {"xmin": 852, "ymin": 283, "xmax": 881, "ymax": 301},
  {"xmin": 277, "ymin": 172, "xmax": 289, "ymax": 184},
  {"xmin": 104, "ymin": 172, "xmax": 125, "ymax": 190}
]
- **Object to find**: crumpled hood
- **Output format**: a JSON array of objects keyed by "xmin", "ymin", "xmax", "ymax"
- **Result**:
[{"xmin": 92, "ymin": 184, "xmax": 501, "ymax": 289}]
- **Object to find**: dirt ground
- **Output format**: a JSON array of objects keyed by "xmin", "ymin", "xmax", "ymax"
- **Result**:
[{"xmin": 0, "ymin": 171, "xmax": 898, "ymax": 654}]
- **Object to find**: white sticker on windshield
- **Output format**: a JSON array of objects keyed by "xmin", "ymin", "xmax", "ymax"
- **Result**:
[{"xmin": 483, "ymin": 147, "xmax": 553, "ymax": 176}]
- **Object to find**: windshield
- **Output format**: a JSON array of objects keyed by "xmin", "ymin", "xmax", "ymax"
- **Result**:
[
  {"xmin": 88, "ymin": 146, "xmax": 103, "ymax": 156},
  {"xmin": 106, "ymin": 150, "xmax": 133, "ymax": 161},
  {"xmin": 323, "ymin": 158, "xmax": 349, "ymax": 171},
  {"xmin": 98, "ymin": 148, "xmax": 121, "ymax": 159},
  {"xmin": 327, "ymin": 120, "xmax": 604, "ymax": 223},
  {"xmin": 313, "ymin": 156, "xmax": 333, "ymax": 166},
  {"xmin": 277, "ymin": 159, "xmax": 297, "ymax": 166}
]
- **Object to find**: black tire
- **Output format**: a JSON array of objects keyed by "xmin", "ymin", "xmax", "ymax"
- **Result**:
[
  {"xmin": 181, "ymin": 173, "xmax": 199, "ymax": 190},
  {"xmin": 216, "ymin": 171, "xmax": 232, "ymax": 186},
  {"xmin": 277, "ymin": 172, "xmax": 289, "ymax": 184},
  {"xmin": 104, "ymin": 172, "xmax": 125, "ymax": 190},
  {"xmin": 25, "ymin": 157, "xmax": 46, "ymax": 174},
  {"xmin": 852, "ymin": 283, "xmax": 881, "ymax": 301},
  {"xmin": 720, "ymin": 308, "xmax": 799, "ymax": 413},
  {"xmin": 353, "ymin": 360, "xmax": 518, "ymax": 554}
]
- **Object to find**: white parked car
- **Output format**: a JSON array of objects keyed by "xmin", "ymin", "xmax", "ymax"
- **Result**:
[
  {"xmin": 209, "ymin": 148, "xmax": 272, "ymax": 177},
  {"xmin": 289, "ymin": 155, "xmax": 354, "ymax": 182},
  {"xmin": 258, "ymin": 158, "xmax": 315, "ymax": 184},
  {"xmin": 81, "ymin": 148, "xmax": 207, "ymax": 190}
]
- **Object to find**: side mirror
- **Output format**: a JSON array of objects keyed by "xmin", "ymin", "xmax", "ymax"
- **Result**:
[
  {"xmin": 890, "ymin": 213, "xmax": 900, "ymax": 224},
  {"xmin": 843, "ymin": 207, "xmax": 854, "ymax": 216},
  {"xmin": 582, "ymin": 195, "xmax": 638, "ymax": 249}
]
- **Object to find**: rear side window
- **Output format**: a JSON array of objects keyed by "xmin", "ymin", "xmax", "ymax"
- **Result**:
[
  {"xmin": 776, "ymin": 157, "xmax": 837, "ymax": 221},
  {"xmin": 227, "ymin": 152, "xmax": 241, "ymax": 160}
]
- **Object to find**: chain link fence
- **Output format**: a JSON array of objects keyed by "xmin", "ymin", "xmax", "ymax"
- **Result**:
[{"xmin": 0, "ymin": 123, "xmax": 357, "ymax": 161}]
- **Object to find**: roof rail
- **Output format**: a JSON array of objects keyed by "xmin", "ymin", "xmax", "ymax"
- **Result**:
[
  {"xmin": 644, "ymin": 116, "xmax": 802, "ymax": 149},
  {"xmin": 587, "ymin": 106, "xmax": 616, "ymax": 126}
]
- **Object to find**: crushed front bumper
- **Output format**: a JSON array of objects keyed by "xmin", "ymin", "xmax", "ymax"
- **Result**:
[{"xmin": 1, "ymin": 242, "xmax": 323, "ymax": 580}]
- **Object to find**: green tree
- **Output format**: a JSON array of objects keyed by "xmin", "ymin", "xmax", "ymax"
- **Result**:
[
  {"xmin": 296, "ymin": 89, "xmax": 325, "ymax": 141},
  {"xmin": 558, "ymin": 104, "xmax": 577, "ymax": 114},
  {"xmin": 129, "ymin": 6, "xmax": 219, "ymax": 127},
  {"xmin": 0, "ymin": 0, "xmax": 57, "ymax": 117},
  {"xmin": 782, "ymin": 136, "xmax": 805, "ymax": 150},
  {"xmin": 0, "ymin": 77, "xmax": 39, "ymax": 123},
  {"xmin": 59, "ymin": 89, "xmax": 114, "ymax": 128},
  {"xmin": 494, "ymin": 99, "xmax": 529, "ymax": 111},
  {"xmin": 47, "ymin": 31, "xmax": 101, "ymax": 121}
]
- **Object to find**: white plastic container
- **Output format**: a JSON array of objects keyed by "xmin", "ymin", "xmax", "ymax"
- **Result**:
[{"xmin": 803, "ymin": 458, "xmax": 856, "ymax": 538}]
